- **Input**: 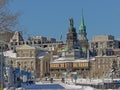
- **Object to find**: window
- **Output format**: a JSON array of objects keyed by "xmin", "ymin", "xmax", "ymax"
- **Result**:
[
  {"xmin": 73, "ymin": 63, "xmax": 78, "ymax": 67},
  {"xmin": 98, "ymin": 65, "xmax": 100, "ymax": 69}
]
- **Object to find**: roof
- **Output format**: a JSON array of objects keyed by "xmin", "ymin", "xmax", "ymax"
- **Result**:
[
  {"xmin": 51, "ymin": 60, "xmax": 89, "ymax": 63},
  {"xmin": 10, "ymin": 31, "xmax": 24, "ymax": 42},
  {"xmin": 16, "ymin": 45, "xmax": 35, "ymax": 50},
  {"xmin": 3, "ymin": 50, "xmax": 16, "ymax": 58},
  {"xmin": 16, "ymin": 45, "xmax": 47, "ymax": 51},
  {"xmin": 51, "ymin": 57, "xmax": 95, "ymax": 63},
  {"xmin": 37, "ymin": 52, "xmax": 47, "ymax": 58},
  {"xmin": 51, "ymin": 56, "xmax": 95, "ymax": 63}
]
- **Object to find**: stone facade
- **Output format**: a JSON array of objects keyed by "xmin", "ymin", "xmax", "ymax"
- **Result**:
[
  {"xmin": 50, "ymin": 60, "xmax": 90, "ymax": 78},
  {"xmin": 90, "ymin": 56, "xmax": 120, "ymax": 79},
  {"xmin": 9, "ymin": 31, "xmax": 62, "ymax": 53},
  {"xmin": 89, "ymin": 35, "xmax": 120, "ymax": 56},
  {"xmin": 4, "ymin": 45, "xmax": 50, "ymax": 78}
]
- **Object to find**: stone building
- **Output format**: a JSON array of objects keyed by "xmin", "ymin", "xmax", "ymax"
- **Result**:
[
  {"xmin": 50, "ymin": 58, "xmax": 91, "ymax": 78},
  {"xmin": 50, "ymin": 18, "xmax": 91, "ymax": 79},
  {"xmin": 90, "ymin": 55, "xmax": 120, "ymax": 79},
  {"xmin": 4, "ymin": 44, "xmax": 50, "ymax": 78},
  {"xmin": 9, "ymin": 31, "xmax": 24, "ymax": 50},
  {"xmin": 89, "ymin": 35, "xmax": 120, "ymax": 56},
  {"xmin": 9, "ymin": 31, "xmax": 62, "ymax": 53}
]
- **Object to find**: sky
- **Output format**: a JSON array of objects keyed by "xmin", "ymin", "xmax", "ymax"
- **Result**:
[{"xmin": 9, "ymin": 0, "xmax": 120, "ymax": 41}]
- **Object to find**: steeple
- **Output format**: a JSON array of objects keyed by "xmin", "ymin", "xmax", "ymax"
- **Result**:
[
  {"xmin": 79, "ymin": 9, "xmax": 86, "ymax": 32},
  {"xmin": 78, "ymin": 9, "xmax": 88, "ymax": 57}
]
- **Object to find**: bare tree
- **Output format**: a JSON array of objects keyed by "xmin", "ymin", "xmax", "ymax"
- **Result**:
[
  {"xmin": 0, "ymin": 0, "xmax": 19, "ymax": 31},
  {"xmin": 111, "ymin": 60, "xmax": 120, "ymax": 80}
]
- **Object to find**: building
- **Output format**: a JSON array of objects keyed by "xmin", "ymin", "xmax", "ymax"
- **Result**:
[
  {"xmin": 9, "ymin": 31, "xmax": 24, "ymax": 50},
  {"xmin": 89, "ymin": 35, "xmax": 120, "ymax": 56},
  {"xmin": 50, "ymin": 18, "xmax": 91, "ymax": 79},
  {"xmin": 9, "ymin": 31, "xmax": 62, "ymax": 53},
  {"xmin": 4, "ymin": 44, "xmax": 51, "ymax": 78},
  {"xmin": 90, "ymin": 55, "xmax": 120, "ymax": 79}
]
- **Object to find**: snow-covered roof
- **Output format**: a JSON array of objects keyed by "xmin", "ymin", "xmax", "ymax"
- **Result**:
[
  {"xmin": 37, "ymin": 52, "xmax": 47, "ymax": 58},
  {"xmin": 16, "ymin": 45, "xmax": 47, "ymax": 51},
  {"xmin": 16, "ymin": 44, "xmax": 35, "ymax": 50},
  {"xmin": 95, "ymin": 55, "xmax": 117, "ymax": 58},
  {"xmin": 51, "ymin": 59, "xmax": 89, "ymax": 63},
  {"xmin": 51, "ymin": 57, "xmax": 95, "ymax": 63},
  {"xmin": 3, "ymin": 50, "xmax": 16, "ymax": 58}
]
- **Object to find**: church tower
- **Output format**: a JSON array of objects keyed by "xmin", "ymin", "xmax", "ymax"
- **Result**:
[
  {"xmin": 66, "ymin": 18, "xmax": 77, "ymax": 48},
  {"xmin": 78, "ymin": 10, "xmax": 88, "ymax": 56}
]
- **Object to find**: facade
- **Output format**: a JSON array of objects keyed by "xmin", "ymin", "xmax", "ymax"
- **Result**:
[
  {"xmin": 9, "ymin": 31, "xmax": 24, "ymax": 50},
  {"xmin": 89, "ymin": 35, "xmax": 120, "ymax": 56},
  {"xmin": 28, "ymin": 36, "xmax": 56, "ymax": 44},
  {"xmin": 4, "ymin": 45, "xmax": 51, "ymax": 78},
  {"xmin": 9, "ymin": 31, "xmax": 62, "ymax": 52},
  {"xmin": 90, "ymin": 56, "xmax": 120, "ymax": 79},
  {"xmin": 50, "ymin": 58, "xmax": 91, "ymax": 78}
]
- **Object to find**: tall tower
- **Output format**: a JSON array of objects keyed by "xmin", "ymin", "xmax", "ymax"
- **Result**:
[
  {"xmin": 66, "ymin": 18, "xmax": 77, "ymax": 48},
  {"xmin": 78, "ymin": 10, "xmax": 88, "ymax": 55}
]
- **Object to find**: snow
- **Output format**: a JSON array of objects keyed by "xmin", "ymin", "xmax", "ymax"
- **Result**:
[
  {"xmin": 60, "ymin": 83, "xmax": 95, "ymax": 90},
  {"xmin": 51, "ymin": 57, "xmax": 95, "ymax": 63},
  {"xmin": 51, "ymin": 58, "xmax": 90, "ymax": 63},
  {"xmin": 4, "ymin": 78, "xmax": 118, "ymax": 90},
  {"xmin": 3, "ymin": 50, "xmax": 16, "ymax": 58},
  {"xmin": 37, "ymin": 52, "xmax": 47, "ymax": 58}
]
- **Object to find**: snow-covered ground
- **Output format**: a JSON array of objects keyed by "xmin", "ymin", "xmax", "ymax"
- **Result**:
[
  {"xmin": 60, "ymin": 83, "xmax": 94, "ymax": 90},
  {"xmin": 4, "ymin": 78, "xmax": 120, "ymax": 90},
  {"xmin": 35, "ymin": 80, "xmax": 95, "ymax": 90},
  {"xmin": 35, "ymin": 78, "xmax": 120, "ymax": 90}
]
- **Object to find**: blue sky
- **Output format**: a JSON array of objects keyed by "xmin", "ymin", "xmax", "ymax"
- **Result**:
[{"xmin": 9, "ymin": 0, "xmax": 120, "ymax": 41}]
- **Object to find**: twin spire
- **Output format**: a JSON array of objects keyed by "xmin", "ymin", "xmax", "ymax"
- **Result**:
[{"xmin": 81, "ymin": 9, "xmax": 85, "ymax": 27}]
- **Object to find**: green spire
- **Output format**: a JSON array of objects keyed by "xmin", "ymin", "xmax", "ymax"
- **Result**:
[
  {"xmin": 81, "ymin": 9, "xmax": 84, "ymax": 26},
  {"xmin": 79, "ymin": 9, "xmax": 86, "ymax": 32}
]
